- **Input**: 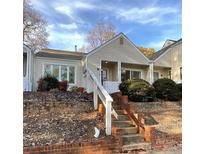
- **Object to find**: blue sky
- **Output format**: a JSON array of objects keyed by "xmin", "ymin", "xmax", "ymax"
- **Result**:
[{"xmin": 31, "ymin": 0, "xmax": 182, "ymax": 52}]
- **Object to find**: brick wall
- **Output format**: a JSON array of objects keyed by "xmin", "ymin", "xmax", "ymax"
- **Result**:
[
  {"xmin": 24, "ymin": 137, "xmax": 122, "ymax": 154},
  {"xmin": 151, "ymin": 131, "xmax": 182, "ymax": 149},
  {"xmin": 111, "ymin": 92, "xmax": 182, "ymax": 150}
]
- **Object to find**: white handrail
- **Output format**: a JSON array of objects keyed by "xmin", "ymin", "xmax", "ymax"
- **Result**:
[
  {"xmin": 87, "ymin": 68, "xmax": 113, "ymax": 135},
  {"xmin": 87, "ymin": 68, "xmax": 113, "ymax": 102}
]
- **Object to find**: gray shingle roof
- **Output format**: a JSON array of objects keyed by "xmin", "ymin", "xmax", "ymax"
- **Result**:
[{"xmin": 35, "ymin": 48, "xmax": 86, "ymax": 60}]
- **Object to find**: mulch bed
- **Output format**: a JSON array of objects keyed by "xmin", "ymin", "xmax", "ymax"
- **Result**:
[
  {"xmin": 132, "ymin": 101, "xmax": 182, "ymax": 134},
  {"xmin": 23, "ymin": 91, "xmax": 106, "ymax": 147}
]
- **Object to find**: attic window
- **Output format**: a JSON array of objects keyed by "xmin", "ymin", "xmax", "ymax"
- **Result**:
[{"xmin": 120, "ymin": 37, "xmax": 123, "ymax": 45}]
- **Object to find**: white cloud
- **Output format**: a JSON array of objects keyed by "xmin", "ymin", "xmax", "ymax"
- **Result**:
[
  {"xmin": 54, "ymin": 4, "xmax": 85, "ymax": 24},
  {"xmin": 55, "ymin": 6, "xmax": 73, "ymax": 18},
  {"xmin": 47, "ymin": 24, "xmax": 55, "ymax": 31},
  {"xmin": 73, "ymin": 1, "xmax": 95, "ymax": 10},
  {"xmin": 115, "ymin": 6, "xmax": 179, "ymax": 25},
  {"xmin": 47, "ymin": 28, "xmax": 87, "ymax": 51},
  {"xmin": 59, "ymin": 23, "xmax": 78, "ymax": 30}
]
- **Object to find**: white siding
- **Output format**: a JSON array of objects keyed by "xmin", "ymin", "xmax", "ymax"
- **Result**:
[
  {"xmin": 34, "ymin": 57, "xmax": 83, "ymax": 90},
  {"xmin": 86, "ymin": 36, "xmax": 149, "ymax": 92},
  {"xmin": 154, "ymin": 42, "xmax": 182, "ymax": 82}
]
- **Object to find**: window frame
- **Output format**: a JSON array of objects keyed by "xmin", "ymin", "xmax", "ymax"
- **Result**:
[
  {"xmin": 121, "ymin": 68, "xmax": 143, "ymax": 81},
  {"xmin": 42, "ymin": 62, "xmax": 76, "ymax": 85}
]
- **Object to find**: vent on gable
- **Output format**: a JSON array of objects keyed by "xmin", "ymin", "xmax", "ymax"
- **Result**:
[{"xmin": 120, "ymin": 37, "xmax": 124, "ymax": 45}]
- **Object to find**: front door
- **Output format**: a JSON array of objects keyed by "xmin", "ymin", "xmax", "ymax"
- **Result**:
[{"xmin": 101, "ymin": 68, "xmax": 109, "ymax": 85}]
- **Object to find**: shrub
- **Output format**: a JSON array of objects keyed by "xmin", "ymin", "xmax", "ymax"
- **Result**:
[
  {"xmin": 69, "ymin": 86, "xmax": 79, "ymax": 92},
  {"xmin": 119, "ymin": 78, "xmax": 156, "ymax": 102},
  {"xmin": 58, "ymin": 80, "xmax": 68, "ymax": 91},
  {"xmin": 78, "ymin": 87, "xmax": 84, "ymax": 93},
  {"xmin": 153, "ymin": 78, "xmax": 181, "ymax": 101},
  {"xmin": 37, "ymin": 75, "xmax": 59, "ymax": 91},
  {"xmin": 119, "ymin": 80, "xmax": 131, "ymax": 95},
  {"xmin": 177, "ymin": 83, "xmax": 182, "ymax": 100},
  {"xmin": 69, "ymin": 86, "xmax": 84, "ymax": 93}
]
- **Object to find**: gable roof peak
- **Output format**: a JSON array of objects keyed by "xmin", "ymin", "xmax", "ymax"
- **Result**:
[{"xmin": 150, "ymin": 38, "xmax": 182, "ymax": 61}]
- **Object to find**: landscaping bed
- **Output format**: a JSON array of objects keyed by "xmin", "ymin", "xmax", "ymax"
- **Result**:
[
  {"xmin": 23, "ymin": 91, "xmax": 106, "ymax": 147},
  {"xmin": 133, "ymin": 101, "xmax": 182, "ymax": 134}
]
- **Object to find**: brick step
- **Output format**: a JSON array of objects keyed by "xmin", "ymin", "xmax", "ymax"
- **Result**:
[
  {"xmin": 122, "ymin": 134, "xmax": 145, "ymax": 144},
  {"xmin": 118, "ymin": 127, "xmax": 138, "ymax": 135},
  {"xmin": 115, "ymin": 109, "xmax": 127, "ymax": 115},
  {"xmin": 122, "ymin": 142, "xmax": 151, "ymax": 152},
  {"xmin": 117, "ymin": 115, "xmax": 130, "ymax": 120},
  {"xmin": 113, "ymin": 120, "xmax": 134, "ymax": 127}
]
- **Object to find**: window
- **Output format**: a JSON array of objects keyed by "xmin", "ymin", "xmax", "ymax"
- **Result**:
[
  {"xmin": 61, "ymin": 66, "xmax": 67, "ymax": 81},
  {"xmin": 43, "ymin": 64, "xmax": 75, "ymax": 84},
  {"xmin": 69, "ymin": 66, "xmax": 75, "ymax": 84},
  {"xmin": 180, "ymin": 67, "xmax": 182, "ymax": 80},
  {"xmin": 131, "ymin": 71, "xmax": 141, "ymax": 79},
  {"xmin": 121, "ymin": 69, "xmax": 142, "ymax": 81},
  {"xmin": 154, "ymin": 72, "xmax": 159, "ymax": 82},
  {"xmin": 44, "ymin": 64, "xmax": 51, "ymax": 76},
  {"xmin": 53, "ymin": 65, "xmax": 59, "ymax": 80},
  {"xmin": 102, "ymin": 69, "xmax": 108, "ymax": 81},
  {"xmin": 124, "ymin": 70, "xmax": 130, "ymax": 81}
]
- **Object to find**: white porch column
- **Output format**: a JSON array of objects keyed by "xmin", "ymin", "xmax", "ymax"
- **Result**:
[
  {"xmin": 105, "ymin": 100, "xmax": 112, "ymax": 135},
  {"xmin": 118, "ymin": 61, "xmax": 121, "ymax": 83},
  {"xmin": 149, "ymin": 62, "xmax": 154, "ymax": 84},
  {"xmin": 93, "ymin": 84, "xmax": 98, "ymax": 110}
]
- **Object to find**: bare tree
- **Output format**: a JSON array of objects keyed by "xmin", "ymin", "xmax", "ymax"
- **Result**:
[
  {"xmin": 23, "ymin": 0, "xmax": 48, "ymax": 52},
  {"xmin": 87, "ymin": 21, "xmax": 116, "ymax": 50}
]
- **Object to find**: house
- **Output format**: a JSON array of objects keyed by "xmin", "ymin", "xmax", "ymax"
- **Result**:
[
  {"xmin": 23, "ymin": 32, "xmax": 182, "ymax": 135},
  {"xmin": 23, "ymin": 33, "xmax": 182, "ymax": 93}
]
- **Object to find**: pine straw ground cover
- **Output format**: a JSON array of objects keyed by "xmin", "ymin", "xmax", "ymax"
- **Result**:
[
  {"xmin": 133, "ymin": 101, "xmax": 182, "ymax": 134},
  {"xmin": 133, "ymin": 101, "xmax": 182, "ymax": 153},
  {"xmin": 23, "ymin": 91, "xmax": 106, "ymax": 147}
]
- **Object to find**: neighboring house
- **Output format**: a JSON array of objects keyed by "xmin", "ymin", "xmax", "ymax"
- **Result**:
[
  {"xmin": 23, "ymin": 33, "xmax": 182, "ymax": 93},
  {"xmin": 23, "ymin": 44, "xmax": 34, "ymax": 91},
  {"xmin": 150, "ymin": 38, "xmax": 182, "ymax": 83}
]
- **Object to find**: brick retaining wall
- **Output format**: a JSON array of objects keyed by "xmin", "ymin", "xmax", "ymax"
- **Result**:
[
  {"xmin": 151, "ymin": 131, "xmax": 182, "ymax": 149},
  {"xmin": 24, "ymin": 136, "xmax": 122, "ymax": 154}
]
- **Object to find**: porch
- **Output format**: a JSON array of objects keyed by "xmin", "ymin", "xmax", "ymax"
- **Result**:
[
  {"xmin": 100, "ymin": 60, "xmax": 150, "ymax": 93},
  {"xmin": 23, "ymin": 45, "xmax": 33, "ymax": 91}
]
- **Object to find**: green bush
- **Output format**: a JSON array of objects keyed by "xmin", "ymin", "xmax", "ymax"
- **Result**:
[
  {"xmin": 119, "ymin": 78, "xmax": 156, "ymax": 102},
  {"xmin": 119, "ymin": 80, "xmax": 131, "ymax": 95},
  {"xmin": 153, "ymin": 78, "xmax": 181, "ymax": 101},
  {"xmin": 69, "ymin": 86, "xmax": 79, "ymax": 92},
  {"xmin": 37, "ymin": 75, "xmax": 59, "ymax": 91},
  {"xmin": 177, "ymin": 83, "xmax": 182, "ymax": 100}
]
